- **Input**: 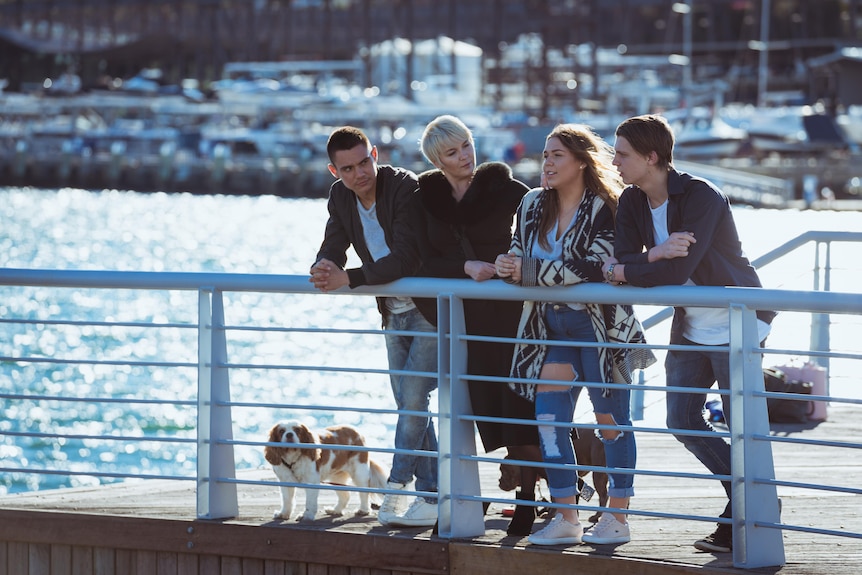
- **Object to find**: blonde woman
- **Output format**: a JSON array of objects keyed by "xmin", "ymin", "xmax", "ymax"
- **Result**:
[{"xmin": 412, "ymin": 115, "xmax": 543, "ymax": 535}]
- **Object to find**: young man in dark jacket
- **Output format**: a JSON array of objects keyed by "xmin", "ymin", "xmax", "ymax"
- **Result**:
[
  {"xmin": 310, "ymin": 126, "xmax": 438, "ymax": 527},
  {"xmin": 602, "ymin": 114, "xmax": 775, "ymax": 553}
]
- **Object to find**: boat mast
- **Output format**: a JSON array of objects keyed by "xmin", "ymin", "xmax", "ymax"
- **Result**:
[{"xmin": 757, "ymin": 0, "xmax": 771, "ymax": 107}]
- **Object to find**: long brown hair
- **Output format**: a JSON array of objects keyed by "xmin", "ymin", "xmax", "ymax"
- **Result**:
[{"xmin": 537, "ymin": 124, "xmax": 622, "ymax": 250}]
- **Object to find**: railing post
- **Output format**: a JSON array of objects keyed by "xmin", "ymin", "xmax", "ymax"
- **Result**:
[
  {"xmin": 729, "ymin": 303, "xmax": 784, "ymax": 568},
  {"xmin": 436, "ymin": 294, "xmax": 484, "ymax": 538},
  {"xmin": 197, "ymin": 288, "xmax": 238, "ymax": 519},
  {"xmin": 810, "ymin": 241, "xmax": 831, "ymax": 391}
]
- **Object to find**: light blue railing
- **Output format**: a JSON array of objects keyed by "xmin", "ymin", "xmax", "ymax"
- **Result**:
[{"xmin": 1, "ymin": 231, "xmax": 860, "ymax": 570}]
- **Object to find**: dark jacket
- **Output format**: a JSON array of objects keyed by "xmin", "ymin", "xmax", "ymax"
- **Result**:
[
  {"xmin": 614, "ymin": 169, "xmax": 775, "ymax": 340},
  {"xmin": 314, "ymin": 164, "xmax": 420, "ymax": 318},
  {"xmin": 412, "ymin": 161, "xmax": 528, "ymax": 325}
]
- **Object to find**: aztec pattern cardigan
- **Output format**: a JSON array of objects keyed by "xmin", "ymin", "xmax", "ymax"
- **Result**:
[{"xmin": 507, "ymin": 187, "xmax": 655, "ymax": 402}]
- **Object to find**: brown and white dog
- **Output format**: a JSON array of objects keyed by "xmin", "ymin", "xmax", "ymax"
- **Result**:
[{"xmin": 264, "ymin": 420, "xmax": 388, "ymax": 522}]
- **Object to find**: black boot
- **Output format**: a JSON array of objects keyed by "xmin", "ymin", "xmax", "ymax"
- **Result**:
[{"xmin": 506, "ymin": 490, "xmax": 536, "ymax": 536}]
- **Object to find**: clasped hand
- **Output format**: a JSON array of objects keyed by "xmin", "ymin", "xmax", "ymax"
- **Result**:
[
  {"xmin": 309, "ymin": 258, "xmax": 349, "ymax": 292},
  {"xmin": 494, "ymin": 252, "xmax": 522, "ymax": 282}
]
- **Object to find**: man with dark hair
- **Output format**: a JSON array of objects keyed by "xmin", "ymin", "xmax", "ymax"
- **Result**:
[
  {"xmin": 310, "ymin": 126, "xmax": 438, "ymax": 528},
  {"xmin": 603, "ymin": 114, "xmax": 776, "ymax": 553}
]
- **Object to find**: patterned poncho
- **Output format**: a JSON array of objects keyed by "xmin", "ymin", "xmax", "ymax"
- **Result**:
[{"xmin": 507, "ymin": 187, "xmax": 655, "ymax": 402}]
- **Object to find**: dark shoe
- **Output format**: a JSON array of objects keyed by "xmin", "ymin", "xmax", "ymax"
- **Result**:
[
  {"xmin": 506, "ymin": 491, "xmax": 536, "ymax": 536},
  {"xmin": 694, "ymin": 523, "xmax": 732, "ymax": 552}
]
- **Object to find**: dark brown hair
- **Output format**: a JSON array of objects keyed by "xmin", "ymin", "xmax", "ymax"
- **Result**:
[{"xmin": 614, "ymin": 114, "xmax": 675, "ymax": 171}]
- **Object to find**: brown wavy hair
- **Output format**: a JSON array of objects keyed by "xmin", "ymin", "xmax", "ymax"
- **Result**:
[{"xmin": 537, "ymin": 123, "xmax": 623, "ymax": 251}]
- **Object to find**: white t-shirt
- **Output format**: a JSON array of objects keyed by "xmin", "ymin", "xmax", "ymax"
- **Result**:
[
  {"xmin": 357, "ymin": 198, "xmax": 414, "ymax": 315},
  {"xmin": 649, "ymin": 199, "xmax": 770, "ymax": 345}
]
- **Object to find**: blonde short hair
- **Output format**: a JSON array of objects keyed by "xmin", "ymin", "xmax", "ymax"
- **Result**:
[{"xmin": 420, "ymin": 115, "xmax": 473, "ymax": 166}]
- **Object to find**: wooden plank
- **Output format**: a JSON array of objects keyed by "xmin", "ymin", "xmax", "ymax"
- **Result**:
[
  {"xmin": 242, "ymin": 557, "xmax": 265, "ymax": 575},
  {"xmin": 197, "ymin": 554, "xmax": 220, "ymax": 574},
  {"xmin": 51, "ymin": 544, "xmax": 72, "ymax": 575},
  {"xmin": 449, "ymin": 542, "xmax": 709, "ymax": 575},
  {"xmin": 177, "ymin": 552, "xmax": 198, "ymax": 575},
  {"xmin": 263, "ymin": 559, "xmax": 286, "ymax": 575},
  {"xmin": 222, "ymin": 556, "xmax": 242, "ymax": 575},
  {"xmin": 28, "ymin": 543, "xmax": 50, "ymax": 575},
  {"xmin": 115, "ymin": 549, "xmax": 134, "ymax": 575},
  {"xmin": 71, "ymin": 545, "xmax": 93, "ymax": 575},
  {"xmin": 8, "ymin": 542, "xmax": 27, "ymax": 575},
  {"xmin": 135, "ymin": 550, "xmax": 157, "ymax": 574},
  {"xmin": 157, "ymin": 551, "xmax": 177, "ymax": 575},
  {"xmin": 94, "ymin": 547, "xmax": 114, "ymax": 575},
  {"xmin": 0, "ymin": 510, "xmax": 448, "ymax": 574},
  {"xmin": 283, "ymin": 562, "xmax": 307, "ymax": 575},
  {"xmin": 0, "ymin": 542, "xmax": 6, "ymax": 575}
]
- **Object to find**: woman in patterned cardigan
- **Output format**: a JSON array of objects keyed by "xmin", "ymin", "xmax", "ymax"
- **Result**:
[{"xmin": 495, "ymin": 124, "xmax": 653, "ymax": 547}]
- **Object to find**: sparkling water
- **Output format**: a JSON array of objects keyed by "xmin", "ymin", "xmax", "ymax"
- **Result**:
[{"xmin": 1, "ymin": 186, "xmax": 859, "ymax": 494}]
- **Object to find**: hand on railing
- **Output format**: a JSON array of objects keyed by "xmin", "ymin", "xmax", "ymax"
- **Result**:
[{"xmin": 310, "ymin": 258, "xmax": 349, "ymax": 293}]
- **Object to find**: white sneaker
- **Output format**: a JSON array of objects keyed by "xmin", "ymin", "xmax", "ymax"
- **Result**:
[
  {"xmin": 385, "ymin": 497, "xmax": 438, "ymax": 527},
  {"xmin": 377, "ymin": 481, "xmax": 408, "ymax": 526},
  {"xmin": 527, "ymin": 513, "xmax": 583, "ymax": 546},
  {"xmin": 582, "ymin": 513, "xmax": 631, "ymax": 545}
]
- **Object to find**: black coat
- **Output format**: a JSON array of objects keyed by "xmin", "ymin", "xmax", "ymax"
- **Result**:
[{"xmin": 412, "ymin": 161, "xmax": 536, "ymax": 451}]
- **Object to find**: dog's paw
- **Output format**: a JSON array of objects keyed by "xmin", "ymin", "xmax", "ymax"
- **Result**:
[
  {"xmin": 324, "ymin": 507, "xmax": 345, "ymax": 517},
  {"xmin": 354, "ymin": 508, "xmax": 371, "ymax": 517},
  {"xmin": 273, "ymin": 510, "xmax": 291, "ymax": 520},
  {"xmin": 299, "ymin": 512, "xmax": 317, "ymax": 523}
]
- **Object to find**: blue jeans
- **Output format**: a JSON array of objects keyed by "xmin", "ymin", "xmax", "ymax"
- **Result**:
[
  {"xmin": 384, "ymin": 306, "xmax": 438, "ymax": 500},
  {"xmin": 665, "ymin": 338, "xmax": 733, "ymax": 518},
  {"xmin": 538, "ymin": 305, "xmax": 636, "ymax": 499}
]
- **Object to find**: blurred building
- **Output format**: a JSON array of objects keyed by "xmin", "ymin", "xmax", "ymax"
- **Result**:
[{"xmin": 0, "ymin": 0, "xmax": 860, "ymax": 112}]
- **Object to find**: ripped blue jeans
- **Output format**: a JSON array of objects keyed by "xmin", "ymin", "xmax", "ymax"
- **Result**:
[{"xmin": 536, "ymin": 305, "xmax": 636, "ymax": 500}]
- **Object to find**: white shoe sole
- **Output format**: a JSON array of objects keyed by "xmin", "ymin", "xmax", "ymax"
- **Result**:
[{"xmin": 528, "ymin": 535, "xmax": 582, "ymax": 546}]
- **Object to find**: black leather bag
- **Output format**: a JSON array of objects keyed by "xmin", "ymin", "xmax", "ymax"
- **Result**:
[{"xmin": 763, "ymin": 367, "xmax": 814, "ymax": 423}]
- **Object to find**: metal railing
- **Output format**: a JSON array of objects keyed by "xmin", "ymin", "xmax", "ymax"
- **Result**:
[{"xmin": 0, "ymin": 230, "xmax": 860, "ymax": 570}]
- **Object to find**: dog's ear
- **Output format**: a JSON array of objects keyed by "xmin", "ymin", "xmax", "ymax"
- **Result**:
[
  {"xmin": 294, "ymin": 423, "xmax": 322, "ymax": 461},
  {"xmin": 264, "ymin": 424, "xmax": 283, "ymax": 465}
]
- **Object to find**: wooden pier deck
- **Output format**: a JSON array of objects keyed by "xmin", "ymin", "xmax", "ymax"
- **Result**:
[{"xmin": 1, "ymin": 402, "xmax": 859, "ymax": 575}]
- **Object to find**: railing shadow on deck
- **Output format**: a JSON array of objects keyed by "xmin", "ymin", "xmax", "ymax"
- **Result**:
[{"xmin": 0, "ymin": 230, "xmax": 860, "ymax": 570}]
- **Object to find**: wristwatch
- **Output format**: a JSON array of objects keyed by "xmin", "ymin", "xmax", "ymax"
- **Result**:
[{"xmin": 606, "ymin": 263, "xmax": 616, "ymax": 283}]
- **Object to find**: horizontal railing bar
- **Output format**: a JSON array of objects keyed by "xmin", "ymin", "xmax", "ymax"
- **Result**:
[
  {"xmin": 754, "ymin": 434, "xmax": 862, "ymax": 449},
  {"xmin": 219, "ymin": 363, "xmax": 436, "ymax": 379},
  {"xmin": 0, "ymin": 393, "xmax": 196, "ymax": 406},
  {"xmin": 0, "ymin": 430, "xmax": 195, "ymax": 443},
  {"xmin": 769, "ymin": 522, "xmax": 862, "ymax": 540},
  {"xmin": 756, "ymin": 478, "xmax": 862, "ymax": 496},
  {"xmin": 224, "ymin": 477, "xmax": 437, "ymax": 500},
  {"xmin": 0, "ymin": 318, "xmax": 195, "ymax": 329},
  {"xmin": 231, "ymin": 440, "xmax": 436, "ymax": 458},
  {"xmin": 0, "ymin": 268, "xmax": 859, "ymax": 315},
  {"xmin": 224, "ymin": 401, "xmax": 438, "ymax": 418},
  {"xmin": 0, "ymin": 467, "xmax": 194, "ymax": 482},
  {"xmin": 0, "ymin": 355, "xmax": 196, "ymax": 368},
  {"xmin": 222, "ymin": 325, "xmax": 433, "ymax": 338}
]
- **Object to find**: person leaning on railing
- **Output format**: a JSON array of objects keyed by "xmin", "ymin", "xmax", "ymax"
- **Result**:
[
  {"xmin": 309, "ymin": 126, "xmax": 439, "ymax": 528},
  {"xmin": 602, "ymin": 114, "xmax": 777, "ymax": 554},
  {"xmin": 410, "ymin": 114, "xmax": 544, "ymax": 536},
  {"xmin": 495, "ymin": 123, "xmax": 654, "ymax": 547}
]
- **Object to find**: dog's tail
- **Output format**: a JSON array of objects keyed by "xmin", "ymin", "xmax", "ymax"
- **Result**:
[{"xmin": 368, "ymin": 458, "xmax": 389, "ymax": 505}]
